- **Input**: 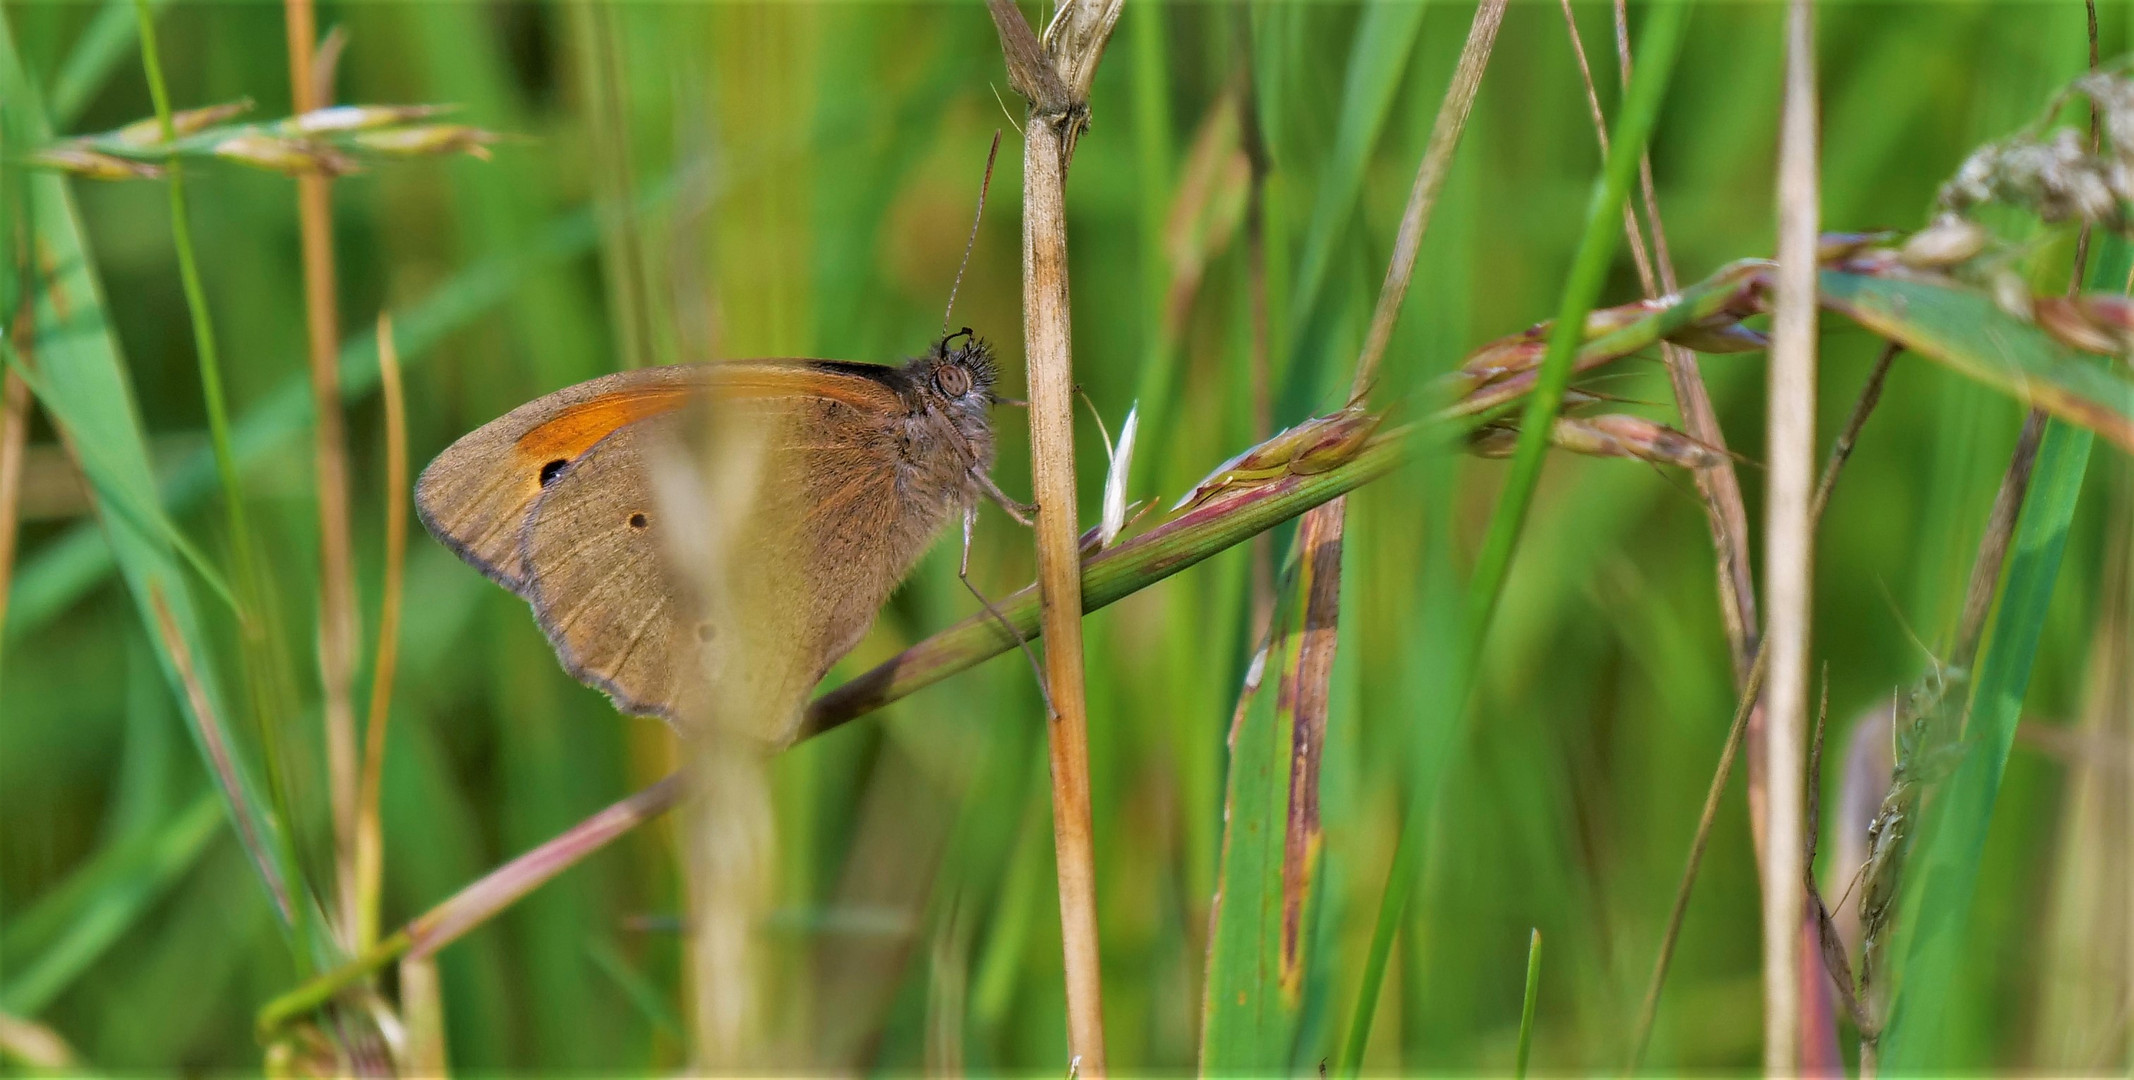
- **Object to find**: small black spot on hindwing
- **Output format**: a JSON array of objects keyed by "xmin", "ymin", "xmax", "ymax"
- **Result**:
[{"xmin": 628, "ymin": 512, "xmax": 648, "ymax": 529}]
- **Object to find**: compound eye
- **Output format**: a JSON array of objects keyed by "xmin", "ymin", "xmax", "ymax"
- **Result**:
[{"xmin": 934, "ymin": 364, "xmax": 972, "ymax": 398}]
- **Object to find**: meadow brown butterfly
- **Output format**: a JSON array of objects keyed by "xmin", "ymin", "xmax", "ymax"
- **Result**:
[{"xmin": 414, "ymin": 333, "xmax": 1014, "ymax": 729}]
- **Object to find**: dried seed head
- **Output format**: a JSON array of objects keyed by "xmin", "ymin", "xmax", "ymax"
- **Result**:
[
  {"xmin": 28, "ymin": 146, "xmax": 165, "ymax": 181},
  {"xmin": 1988, "ymin": 266, "xmax": 2035, "ymax": 322},
  {"xmin": 283, "ymin": 103, "xmax": 455, "ymax": 135},
  {"xmin": 1941, "ymin": 128, "xmax": 2120, "ymax": 225},
  {"xmin": 1172, "ymin": 403, "xmax": 1380, "ymax": 510},
  {"xmin": 1666, "ymin": 322, "xmax": 1769, "ymax": 354},
  {"xmin": 1898, "ymin": 214, "xmax": 1990, "ymax": 269},
  {"xmin": 2075, "ymin": 72, "xmax": 2134, "ymax": 163},
  {"xmin": 352, "ymin": 124, "xmax": 504, "ymax": 161},
  {"xmin": 1818, "ymin": 232, "xmax": 1901, "ymax": 264},
  {"xmin": 212, "ymin": 134, "xmax": 357, "ymax": 176},
  {"xmin": 1469, "ymin": 414, "xmax": 1722, "ymax": 469},
  {"xmin": 2035, "ymin": 295, "xmax": 2134, "ymax": 357},
  {"xmin": 111, "ymin": 99, "xmax": 255, "ymax": 147}
]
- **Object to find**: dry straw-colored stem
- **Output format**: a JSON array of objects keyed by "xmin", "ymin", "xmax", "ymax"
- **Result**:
[
  {"xmin": 1763, "ymin": 1, "xmax": 1819, "ymax": 1067},
  {"xmin": 983, "ymin": 0, "xmax": 1121, "ymax": 1070},
  {"xmin": 0, "ymin": 366, "xmax": 31, "ymax": 647},
  {"xmin": 282, "ymin": 0, "xmax": 361, "ymax": 942},
  {"xmin": 1349, "ymin": 0, "xmax": 1506, "ymax": 400},
  {"xmin": 353, "ymin": 315, "xmax": 408, "ymax": 950},
  {"xmin": 1628, "ymin": 341, "xmax": 1900, "ymax": 1071}
]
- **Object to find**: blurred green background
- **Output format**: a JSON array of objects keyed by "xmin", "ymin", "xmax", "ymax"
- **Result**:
[{"xmin": 1, "ymin": 0, "xmax": 2129, "ymax": 1072}]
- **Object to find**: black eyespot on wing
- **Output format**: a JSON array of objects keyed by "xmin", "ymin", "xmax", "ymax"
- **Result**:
[
  {"xmin": 539, "ymin": 459, "xmax": 569, "ymax": 486},
  {"xmin": 628, "ymin": 512, "xmax": 648, "ymax": 529}
]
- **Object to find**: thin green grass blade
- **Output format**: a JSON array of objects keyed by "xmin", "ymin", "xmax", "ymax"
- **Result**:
[
  {"xmin": 1338, "ymin": 4, "xmax": 1689, "ymax": 1071},
  {"xmin": 1282, "ymin": 0, "xmax": 1425, "ymax": 360},
  {"xmin": 1878, "ymin": 415, "xmax": 2092, "ymax": 1069},
  {"xmin": 1514, "ymin": 928, "xmax": 1541, "ymax": 1077}
]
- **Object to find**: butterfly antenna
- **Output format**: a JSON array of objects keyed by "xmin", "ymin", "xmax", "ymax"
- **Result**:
[{"xmin": 944, "ymin": 129, "xmax": 1003, "ymax": 335}]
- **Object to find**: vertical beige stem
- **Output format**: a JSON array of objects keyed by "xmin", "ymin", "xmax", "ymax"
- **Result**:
[
  {"xmin": 1022, "ymin": 107, "xmax": 1108, "ymax": 1076},
  {"xmin": 1764, "ymin": 0, "xmax": 1818, "ymax": 1071},
  {"xmin": 0, "ymin": 368, "xmax": 29, "ymax": 638},
  {"xmin": 283, "ymin": 0, "xmax": 360, "ymax": 939}
]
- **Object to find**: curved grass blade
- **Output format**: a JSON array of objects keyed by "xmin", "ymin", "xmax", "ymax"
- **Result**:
[
  {"xmin": 0, "ymin": 14, "xmax": 304, "ymax": 941},
  {"xmin": 1821, "ymin": 270, "xmax": 2134, "ymax": 454}
]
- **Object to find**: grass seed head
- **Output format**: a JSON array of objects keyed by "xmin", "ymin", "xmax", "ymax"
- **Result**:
[
  {"xmin": 212, "ymin": 133, "xmax": 358, "ymax": 176},
  {"xmin": 28, "ymin": 145, "xmax": 166, "ymax": 181},
  {"xmin": 352, "ymin": 125, "xmax": 505, "ymax": 161},
  {"xmin": 111, "ymin": 98, "xmax": 255, "ymax": 146}
]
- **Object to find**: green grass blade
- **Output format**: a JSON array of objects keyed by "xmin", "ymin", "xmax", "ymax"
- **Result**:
[
  {"xmin": 1820, "ymin": 270, "xmax": 2134, "ymax": 454},
  {"xmin": 0, "ymin": 12, "xmax": 303, "ymax": 943},
  {"xmin": 1281, "ymin": 0, "xmax": 1425, "ymax": 370},
  {"xmin": 1878, "ymin": 419, "xmax": 2096, "ymax": 1069},
  {"xmin": 1199, "ymin": 555, "xmax": 1304, "ymax": 1070},
  {"xmin": 1515, "ymin": 928, "xmax": 1541, "ymax": 1078},
  {"xmin": 1339, "ymin": 4, "xmax": 1689, "ymax": 1071}
]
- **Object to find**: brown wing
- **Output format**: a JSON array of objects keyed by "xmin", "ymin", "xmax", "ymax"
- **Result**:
[
  {"xmin": 415, "ymin": 361, "xmax": 905, "ymax": 594},
  {"xmin": 517, "ymin": 412, "xmax": 706, "ymax": 722},
  {"xmin": 514, "ymin": 390, "xmax": 928, "ymax": 729}
]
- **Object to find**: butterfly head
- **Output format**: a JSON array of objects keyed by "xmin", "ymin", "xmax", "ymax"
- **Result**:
[{"xmin": 924, "ymin": 328, "xmax": 998, "ymax": 406}]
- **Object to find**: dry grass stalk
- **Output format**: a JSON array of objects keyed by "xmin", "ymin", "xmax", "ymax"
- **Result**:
[
  {"xmin": 353, "ymin": 315, "xmax": 408, "ymax": 949},
  {"xmin": 1349, "ymin": 0, "xmax": 1506, "ymax": 397},
  {"xmin": 1562, "ymin": 0, "xmax": 1760, "ymax": 680},
  {"xmin": 281, "ymin": 0, "xmax": 361, "ymax": 943},
  {"xmin": 1762, "ymin": 0, "xmax": 1820, "ymax": 1066},
  {"xmin": 0, "ymin": 367, "xmax": 30, "ymax": 640},
  {"xmin": 982, "ymin": 0, "xmax": 1122, "ymax": 1070},
  {"xmin": 396, "ymin": 954, "xmax": 448, "ymax": 1076},
  {"xmin": 1628, "ymin": 342, "xmax": 1900, "ymax": 1068}
]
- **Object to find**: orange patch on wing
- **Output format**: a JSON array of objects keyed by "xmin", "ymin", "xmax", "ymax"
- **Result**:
[
  {"xmin": 514, "ymin": 387, "xmax": 694, "ymax": 466},
  {"xmin": 509, "ymin": 363, "xmax": 903, "ymax": 474}
]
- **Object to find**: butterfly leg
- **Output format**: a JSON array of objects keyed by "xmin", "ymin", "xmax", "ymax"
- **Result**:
[
  {"xmin": 959, "ymin": 504, "xmax": 1057, "ymax": 718},
  {"xmin": 973, "ymin": 470, "xmax": 1037, "ymax": 526}
]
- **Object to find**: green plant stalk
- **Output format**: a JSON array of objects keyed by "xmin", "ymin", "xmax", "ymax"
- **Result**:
[
  {"xmin": 1515, "ymin": 928, "xmax": 1542, "ymax": 1078},
  {"xmin": 1338, "ymin": 3, "xmax": 1689, "ymax": 1071},
  {"xmin": 1879, "ymin": 417, "xmax": 2095, "ymax": 1069},
  {"xmin": 131, "ymin": 1, "xmax": 251, "ymax": 579},
  {"xmin": 132, "ymin": 0, "xmax": 321, "ymax": 973}
]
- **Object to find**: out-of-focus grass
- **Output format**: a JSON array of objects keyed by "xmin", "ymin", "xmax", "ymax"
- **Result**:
[{"xmin": 2, "ymin": 2, "xmax": 2129, "ymax": 1073}]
